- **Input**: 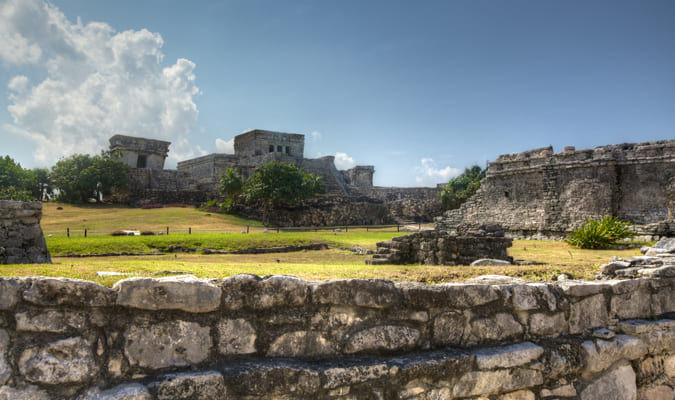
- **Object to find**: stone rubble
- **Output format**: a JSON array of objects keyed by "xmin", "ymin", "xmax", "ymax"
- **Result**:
[
  {"xmin": 0, "ymin": 274, "xmax": 670, "ymax": 399},
  {"xmin": 599, "ymin": 237, "xmax": 675, "ymax": 279}
]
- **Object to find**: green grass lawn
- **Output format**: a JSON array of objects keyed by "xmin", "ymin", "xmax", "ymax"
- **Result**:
[{"xmin": 1, "ymin": 203, "xmax": 649, "ymax": 286}]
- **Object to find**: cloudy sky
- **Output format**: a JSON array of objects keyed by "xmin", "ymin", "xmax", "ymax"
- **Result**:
[{"xmin": 1, "ymin": 0, "xmax": 674, "ymax": 187}]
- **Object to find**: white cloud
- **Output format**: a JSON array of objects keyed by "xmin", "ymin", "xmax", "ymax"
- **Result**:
[
  {"xmin": 414, "ymin": 158, "xmax": 461, "ymax": 186},
  {"xmin": 0, "ymin": 0, "xmax": 201, "ymax": 167},
  {"xmin": 215, "ymin": 137, "xmax": 234, "ymax": 154},
  {"xmin": 334, "ymin": 152, "xmax": 356, "ymax": 170},
  {"xmin": 310, "ymin": 130, "xmax": 321, "ymax": 141}
]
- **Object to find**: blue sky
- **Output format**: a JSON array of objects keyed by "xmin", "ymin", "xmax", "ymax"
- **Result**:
[{"xmin": 0, "ymin": 0, "xmax": 673, "ymax": 187}]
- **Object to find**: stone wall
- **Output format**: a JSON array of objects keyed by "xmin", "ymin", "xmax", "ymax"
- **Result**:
[
  {"xmin": 366, "ymin": 226, "xmax": 512, "ymax": 265},
  {"xmin": 0, "ymin": 201, "xmax": 51, "ymax": 264},
  {"xmin": 0, "ymin": 274, "xmax": 672, "ymax": 399},
  {"xmin": 437, "ymin": 140, "xmax": 675, "ymax": 239}
]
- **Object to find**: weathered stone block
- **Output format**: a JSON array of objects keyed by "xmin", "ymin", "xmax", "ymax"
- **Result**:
[
  {"xmin": 452, "ymin": 368, "xmax": 543, "ymax": 397},
  {"xmin": 558, "ymin": 281, "xmax": 609, "ymax": 297},
  {"xmin": 0, "ymin": 385, "xmax": 50, "ymax": 400},
  {"xmin": 569, "ymin": 294, "xmax": 608, "ymax": 334},
  {"xmin": 582, "ymin": 335, "xmax": 647, "ymax": 373},
  {"xmin": 79, "ymin": 383, "xmax": 151, "ymax": 400},
  {"xmin": 638, "ymin": 386, "xmax": 674, "ymax": 400},
  {"xmin": 311, "ymin": 279, "xmax": 400, "ymax": 309},
  {"xmin": 397, "ymin": 281, "xmax": 500, "ymax": 309},
  {"xmin": 114, "ymin": 275, "xmax": 221, "ymax": 313},
  {"xmin": 511, "ymin": 283, "xmax": 557, "ymax": 311},
  {"xmin": 498, "ymin": 390, "xmax": 536, "ymax": 400},
  {"xmin": 474, "ymin": 341, "xmax": 544, "ymax": 370},
  {"xmin": 19, "ymin": 337, "xmax": 98, "ymax": 384},
  {"xmin": 0, "ymin": 278, "xmax": 21, "ymax": 310},
  {"xmin": 322, "ymin": 363, "xmax": 391, "ymax": 389},
  {"xmin": 15, "ymin": 309, "xmax": 87, "ymax": 333},
  {"xmin": 611, "ymin": 289, "xmax": 652, "ymax": 319},
  {"xmin": 529, "ymin": 312, "xmax": 567, "ymax": 336},
  {"xmin": 217, "ymin": 318, "xmax": 256, "ymax": 355},
  {"xmin": 267, "ymin": 331, "xmax": 337, "ymax": 358},
  {"xmin": 540, "ymin": 383, "xmax": 577, "ymax": 398},
  {"xmin": 580, "ymin": 363, "xmax": 636, "ymax": 400},
  {"xmin": 432, "ymin": 311, "xmax": 468, "ymax": 346},
  {"xmin": 124, "ymin": 321, "xmax": 212, "ymax": 369},
  {"xmin": 152, "ymin": 371, "xmax": 227, "ymax": 400},
  {"xmin": 0, "ymin": 329, "xmax": 9, "ymax": 385},
  {"xmin": 344, "ymin": 325, "xmax": 421, "ymax": 354},
  {"xmin": 221, "ymin": 274, "xmax": 310, "ymax": 310},
  {"xmin": 22, "ymin": 277, "xmax": 115, "ymax": 307},
  {"xmin": 471, "ymin": 313, "xmax": 523, "ymax": 341}
]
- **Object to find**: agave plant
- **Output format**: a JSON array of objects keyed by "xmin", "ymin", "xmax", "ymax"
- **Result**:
[{"xmin": 566, "ymin": 216, "xmax": 636, "ymax": 249}]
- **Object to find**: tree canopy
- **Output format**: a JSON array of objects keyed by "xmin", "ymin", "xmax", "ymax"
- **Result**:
[
  {"xmin": 0, "ymin": 156, "xmax": 42, "ymax": 201},
  {"xmin": 438, "ymin": 165, "xmax": 485, "ymax": 210},
  {"xmin": 51, "ymin": 151, "xmax": 128, "ymax": 203}
]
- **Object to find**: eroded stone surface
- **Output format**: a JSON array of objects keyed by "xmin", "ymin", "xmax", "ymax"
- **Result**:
[
  {"xmin": 114, "ymin": 275, "xmax": 221, "ymax": 313},
  {"xmin": 0, "ymin": 278, "xmax": 21, "ymax": 310},
  {"xmin": 153, "ymin": 371, "xmax": 227, "ymax": 400},
  {"xmin": 498, "ymin": 390, "xmax": 536, "ymax": 400},
  {"xmin": 19, "ymin": 337, "xmax": 98, "ymax": 384},
  {"xmin": 218, "ymin": 318, "xmax": 257, "ymax": 355},
  {"xmin": 344, "ymin": 325, "xmax": 421, "ymax": 354},
  {"xmin": 323, "ymin": 364, "xmax": 391, "ymax": 389},
  {"xmin": 0, "ymin": 330, "xmax": 9, "ymax": 385},
  {"xmin": 124, "ymin": 321, "xmax": 212, "ymax": 369},
  {"xmin": 15, "ymin": 309, "xmax": 87, "ymax": 333},
  {"xmin": 23, "ymin": 277, "xmax": 115, "ymax": 307},
  {"xmin": 452, "ymin": 368, "xmax": 543, "ymax": 398},
  {"xmin": 397, "ymin": 281, "xmax": 500, "ymax": 309},
  {"xmin": 311, "ymin": 279, "xmax": 400, "ymax": 309},
  {"xmin": 569, "ymin": 294, "xmax": 608, "ymax": 334},
  {"xmin": 540, "ymin": 383, "xmax": 577, "ymax": 398},
  {"xmin": 580, "ymin": 363, "xmax": 636, "ymax": 400},
  {"xmin": 582, "ymin": 335, "xmax": 648, "ymax": 373},
  {"xmin": 0, "ymin": 385, "xmax": 50, "ymax": 400},
  {"xmin": 79, "ymin": 383, "xmax": 151, "ymax": 400},
  {"xmin": 511, "ymin": 284, "xmax": 556, "ymax": 311},
  {"xmin": 638, "ymin": 385, "xmax": 675, "ymax": 400},
  {"xmin": 267, "ymin": 331, "xmax": 337, "ymax": 358},
  {"xmin": 472, "ymin": 313, "xmax": 523, "ymax": 341},
  {"xmin": 529, "ymin": 312, "xmax": 567, "ymax": 336},
  {"xmin": 432, "ymin": 311, "xmax": 468, "ymax": 346},
  {"xmin": 474, "ymin": 342, "xmax": 544, "ymax": 370},
  {"xmin": 611, "ymin": 289, "xmax": 652, "ymax": 320}
]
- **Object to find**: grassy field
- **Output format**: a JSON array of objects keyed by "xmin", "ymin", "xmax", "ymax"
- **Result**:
[{"xmin": 0, "ymin": 203, "xmax": 648, "ymax": 286}]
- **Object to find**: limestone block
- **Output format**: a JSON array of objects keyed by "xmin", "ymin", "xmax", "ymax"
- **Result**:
[
  {"xmin": 471, "ymin": 313, "xmax": 524, "ymax": 341},
  {"xmin": 470, "ymin": 259, "xmax": 512, "ymax": 266},
  {"xmin": 640, "ymin": 266, "xmax": 675, "ymax": 278},
  {"xmin": 22, "ymin": 277, "xmax": 115, "ymax": 307},
  {"xmin": 652, "ymin": 288, "xmax": 675, "ymax": 315},
  {"xmin": 666, "ymin": 355, "xmax": 675, "ymax": 377},
  {"xmin": 432, "ymin": 311, "xmax": 469, "ymax": 346},
  {"xmin": 638, "ymin": 386, "xmax": 674, "ymax": 400},
  {"xmin": 540, "ymin": 383, "xmax": 577, "ymax": 398},
  {"xmin": 543, "ymin": 343, "xmax": 585, "ymax": 379},
  {"xmin": 19, "ymin": 337, "xmax": 98, "ymax": 384},
  {"xmin": 474, "ymin": 341, "xmax": 544, "ymax": 370},
  {"xmin": 114, "ymin": 275, "xmax": 221, "ymax": 313},
  {"xmin": 611, "ymin": 289, "xmax": 652, "ymax": 319},
  {"xmin": 618, "ymin": 319, "xmax": 675, "ymax": 335},
  {"xmin": 652, "ymin": 238, "xmax": 675, "ymax": 253},
  {"xmin": 79, "ymin": 383, "xmax": 151, "ymax": 400},
  {"xmin": 231, "ymin": 364, "xmax": 321, "ymax": 397},
  {"xmin": 636, "ymin": 356, "xmax": 668, "ymax": 386},
  {"xmin": 322, "ymin": 364, "xmax": 391, "ymax": 389},
  {"xmin": 396, "ymin": 281, "xmax": 500, "ymax": 309},
  {"xmin": 15, "ymin": 309, "xmax": 87, "ymax": 333},
  {"xmin": 0, "ymin": 385, "xmax": 50, "ymax": 400},
  {"xmin": 452, "ymin": 368, "xmax": 543, "ymax": 398},
  {"xmin": 344, "ymin": 325, "xmax": 421, "ymax": 354},
  {"xmin": 267, "ymin": 331, "xmax": 337, "ymax": 358},
  {"xmin": 497, "ymin": 390, "xmax": 536, "ymax": 400},
  {"xmin": 221, "ymin": 274, "xmax": 309, "ymax": 310},
  {"xmin": 153, "ymin": 371, "xmax": 227, "ymax": 400},
  {"xmin": 0, "ymin": 278, "xmax": 21, "ymax": 310},
  {"xmin": 311, "ymin": 279, "xmax": 400, "ymax": 309},
  {"xmin": 618, "ymin": 319, "xmax": 675, "ymax": 354},
  {"xmin": 558, "ymin": 281, "xmax": 609, "ymax": 297},
  {"xmin": 124, "ymin": 321, "xmax": 212, "ymax": 369},
  {"xmin": 511, "ymin": 283, "xmax": 557, "ymax": 311},
  {"xmin": 217, "ymin": 318, "xmax": 256, "ymax": 355},
  {"xmin": 466, "ymin": 275, "xmax": 526, "ymax": 285},
  {"xmin": 569, "ymin": 294, "xmax": 608, "ymax": 334},
  {"xmin": 580, "ymin": 363, "xmax": 636, "ymax": 400},
  {"xmin": 0, "ymin": 330, "xmax": 9, "ymax": 385},
  {"xmin": 529, "ymin": 312, "xmax": 567, "ymax": 336},
  {"xmin": 582, "ymin": 335, "xmax": 648, "ymax": 373}
]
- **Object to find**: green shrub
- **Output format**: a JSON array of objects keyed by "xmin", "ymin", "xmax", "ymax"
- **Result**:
[{"xmin": 566, "ymin": 216, "xmax": 636, "ymax": 249}]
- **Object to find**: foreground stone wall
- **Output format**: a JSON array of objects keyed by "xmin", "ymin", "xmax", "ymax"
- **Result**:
[
  {"xmin": 437, "ymin": 140, "xmax": 675, "ymax": 239},
  {"xmin": 0, "ymin": 201, "xmax": 50, "ymax": 264},
  {"xmin": 0, "ymin": 274, "xmax": 672, "ymax": 399}
]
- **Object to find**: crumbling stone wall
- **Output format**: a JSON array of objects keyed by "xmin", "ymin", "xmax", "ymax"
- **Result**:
[
  {"xmin": 366, "ymin": 226, "xmax": 512, "ymax": 265},
  {"xmin": 0, "ymin": 274, "xmax": 672, "ymax": 399},
  {"xmin": 437, "ymin": 140, "xmax": 675, "ymax": 239},
  {"xmin": 0, "ymin": 201, "xmax": 51, "ymax": 264}
]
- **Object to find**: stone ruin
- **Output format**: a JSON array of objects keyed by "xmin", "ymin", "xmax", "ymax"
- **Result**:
[
  {"xmin": 366, "ymin": 224, "xmax": 512, "ymax": 265},
  {"xmin": 0, "ymin": 274, "xmax": 671, "ymax": 399},
  {"xmin": 437, "ymin": 140, "xmax": 675, "ymax": 239},
  {"xmin": 111, "ymin": 130, "xmax": 442, "ymax": 225},
  {"xmin": 0, "ymin": 201, "xmax": 51, "ymax": 264}
]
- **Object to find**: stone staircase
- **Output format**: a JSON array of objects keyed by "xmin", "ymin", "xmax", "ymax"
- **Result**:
[{"xmin": 365, "ymin": 240, "xmax": 401, "ymax": 265}]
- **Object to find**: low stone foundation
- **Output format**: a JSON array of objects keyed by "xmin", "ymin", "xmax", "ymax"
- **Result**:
[
  {"xmin": 366, "ymin": 225, "xmax": 512, "ymax": 265},
  {"xmin": 0, "ymin": 201, "xmax": 51, "ymax": 264},
  {"xmin": 0, "ymin": 275, "xmax": 672, "ymax": 399}
]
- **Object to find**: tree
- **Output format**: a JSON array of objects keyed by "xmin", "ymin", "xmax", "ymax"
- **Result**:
[
  {"xmin": 51, "ymin": 151, "xmax": 128, "ymax": 203},
  {"xmin": 219, "ymin": 167, "xmax": 244, "ymax": 211},
  {"xmin": 439, "ymin": 165, "xmax": 485, "ymax": 210},
  {"xmin": 26, "ymin": 168, "xmax": 52, "ymax": 201},
  {"xmin": 0, "ymin": 155, "xmax": 33, "ymax": 201},
  {"xmin": 242, "ymin": 161, "xmax": 326, "ymax": 208}
]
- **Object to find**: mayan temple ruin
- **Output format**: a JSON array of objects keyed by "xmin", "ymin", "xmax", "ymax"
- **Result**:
[
  {"xmin": 436, "ymin": 140, "xmax": 675, "ymax": 239},
  {"xmin": 110, "ymin": 130, "xmax": 441, "ymax": 225}
]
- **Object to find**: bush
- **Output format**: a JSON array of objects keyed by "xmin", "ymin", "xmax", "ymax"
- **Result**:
[{"xmin": 566, "ymin": 216, "xmax": 636, "ymax": 249}]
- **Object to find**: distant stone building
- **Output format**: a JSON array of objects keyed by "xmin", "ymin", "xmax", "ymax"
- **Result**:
[
  {"xmin": 112, "ymin": 129, "xmax": 441, "ymax": 225},
  {"xmin": 436, "ymin": 140, "xmax": 675, "ymax": 239}
]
